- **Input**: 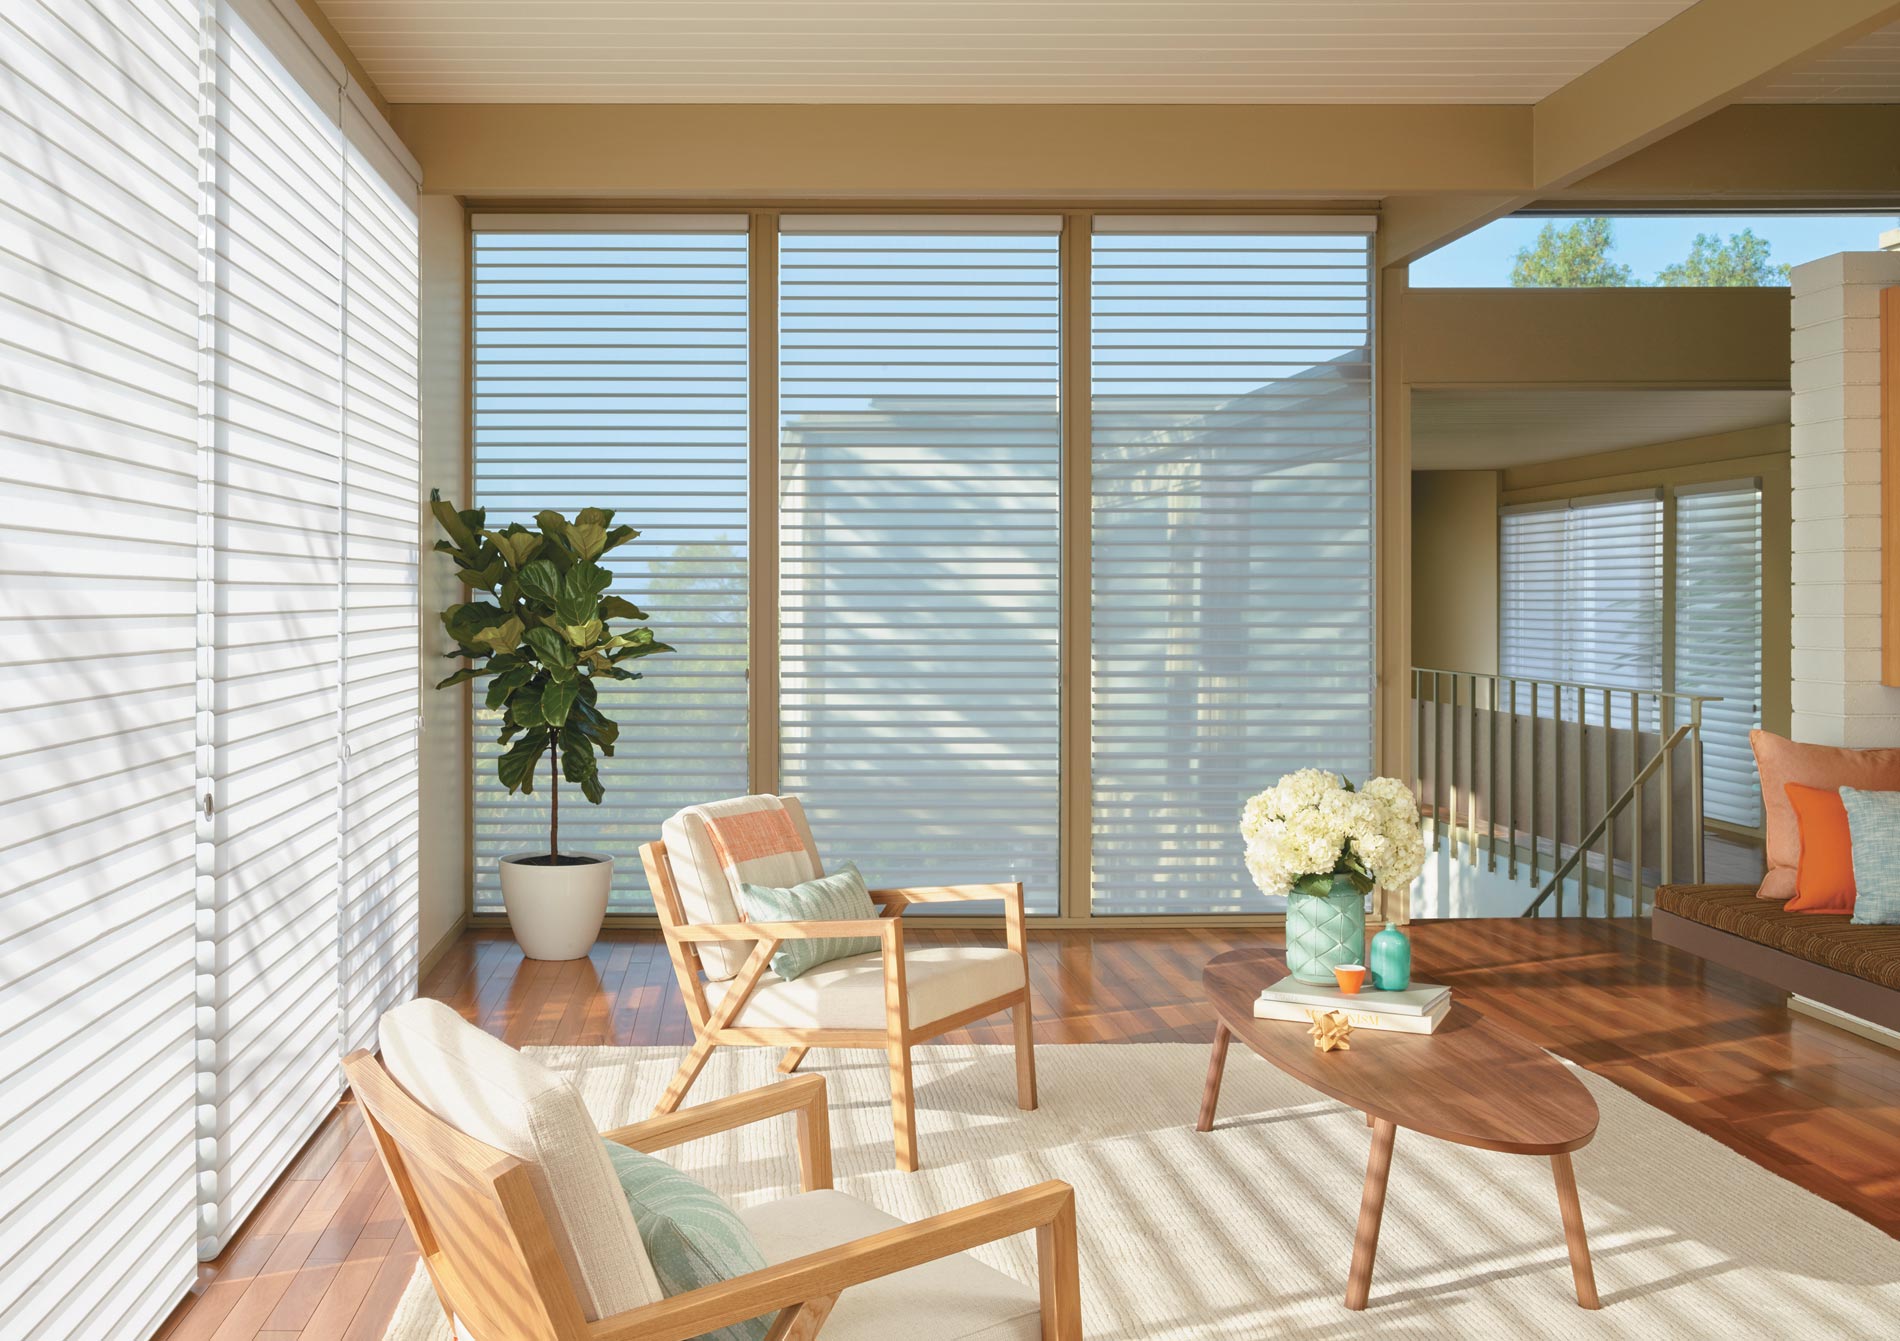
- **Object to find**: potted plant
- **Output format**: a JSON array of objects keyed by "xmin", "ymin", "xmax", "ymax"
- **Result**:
[
  {"xmin": 431, "ymin": 492, "xmax": 672, "ymax": 960},
  {"xmin": 1240, "ymin": 770, "xmax": 1425, "ymax": 985}
]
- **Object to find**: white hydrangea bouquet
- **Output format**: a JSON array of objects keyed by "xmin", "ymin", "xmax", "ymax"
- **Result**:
[{"xmin": 1240, "ymin": 769, "xmax": 1426, "ymax": 900}]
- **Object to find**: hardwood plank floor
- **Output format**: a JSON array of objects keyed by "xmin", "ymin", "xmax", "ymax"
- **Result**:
[{"xmin": 154, "ymin": 919, "xmax": 1900, "ymax": 1340}]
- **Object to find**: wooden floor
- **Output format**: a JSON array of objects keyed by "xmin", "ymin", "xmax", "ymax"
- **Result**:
[{"xmin": 155, "ymin": 918, "xmax": 1900, "ymax": 1340}]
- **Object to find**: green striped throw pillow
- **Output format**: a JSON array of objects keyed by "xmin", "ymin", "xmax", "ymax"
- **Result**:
[
  {"xmin": 602, "ymin": 1141, "xmax": 775, "ymax": 1341},
  {"xmin": 739, "ymin": 861, "xmax": 880, "ymax": 981}
]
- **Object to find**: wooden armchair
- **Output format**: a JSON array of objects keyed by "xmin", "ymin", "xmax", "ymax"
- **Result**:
[
  {"xmin": 642, "ymin": 795, "xmax": 1038, "ymax": 1172},
  {"xmin": 344, "ymin": 1052, "xmax": 1081, "ymax": 1341}
]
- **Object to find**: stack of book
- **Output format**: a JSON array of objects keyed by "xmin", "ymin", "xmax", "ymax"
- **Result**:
[{"xmin": 1252, "ymin": 975, "xmax": 1451, "ymax": 1035}]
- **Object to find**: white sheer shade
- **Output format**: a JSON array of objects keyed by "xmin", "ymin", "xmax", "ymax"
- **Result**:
[
  {"xmin": 471, "ymin": 223, "xmax": 752, "ymax": 913},
  {"xmin": 777, "ymin": 225, "xmax": 1063, "ymax": 910},
  {"xmin": 1090, "ymin": 227, "xmax": 1376, "ymax": 915},
  {"xmin": 1675, "ymin": 482, "xmax": 1764, "ymax": 828}
]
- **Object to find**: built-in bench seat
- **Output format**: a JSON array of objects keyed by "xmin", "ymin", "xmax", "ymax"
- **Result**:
[{"xmin": 1652, "ymin": 884, "xmax": 1900, "ymax": 1032}]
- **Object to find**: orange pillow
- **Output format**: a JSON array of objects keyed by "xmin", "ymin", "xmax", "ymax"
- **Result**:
[
  {"xmin": 1750, "ymin": 731, "xmax": 1900, "ymax": 900},
  {"xmin": 1783, "ymin": 783, "xmax": 1857, "ymax": 914}
]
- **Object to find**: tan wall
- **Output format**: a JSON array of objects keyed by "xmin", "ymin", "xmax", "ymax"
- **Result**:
[
  {"xmin": 417, "ymin": 195, "xmax": 468, "ymax": 963},
  {"xmin": 1498, "ymin": 422, "xmax": 1793, "ymax": 738},
  {"xmin": 1411, "ymin": 471, "xmax": 1501, "ymax": 676},
  {"xmin": 1403, "ymin": 287, "xmax": 1791, "ymax": 390}
]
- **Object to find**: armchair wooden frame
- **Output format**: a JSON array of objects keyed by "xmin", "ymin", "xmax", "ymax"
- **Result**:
[
  {"xmin": 343, "ymin": 1054, "xmax": 1081, "ymax": 1341},
  {"xmin": 640, "ymin": 838, "xmax": 1038, "ymax": 1172}
]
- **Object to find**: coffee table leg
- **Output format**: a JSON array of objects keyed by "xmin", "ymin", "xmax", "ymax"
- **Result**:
[
  {"xmin": 1345, "ymin": 1118, "xmax": 1396, "ymax": 1310},
  {"xmin": 1195, "ymin": 1023, "xmax": 1231, "ymax": 1132},
  {"xmin": 1550, "ymin": 1152, "xmax": 1600, "ymax": 1309}
]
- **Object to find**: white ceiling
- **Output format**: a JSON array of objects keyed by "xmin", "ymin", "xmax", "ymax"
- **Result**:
[
  {"xmin": 315, "ymin": 0, "xmax": 1703, "ymax": 104},
  {"xmin": 1745, "ymin": 20, "xmax": 1900, "ymax": 102},
  {"xmin": 1411, "ymin": 388, "xmax": 1791, "ymax": 471}
]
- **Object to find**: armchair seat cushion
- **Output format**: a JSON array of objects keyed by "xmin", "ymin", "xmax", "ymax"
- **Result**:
[
  {"xmin": 738, "ymin": 1191, "xmax": 1040, "ymax": 1341},
  {"xmin": 705, "ymin": 945, "xmax": 1022, "ymax": 1032}
]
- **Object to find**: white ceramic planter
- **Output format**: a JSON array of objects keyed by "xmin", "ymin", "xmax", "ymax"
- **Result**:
[{"xmin": 498, "ymin": 852, "xmax": 612, "ymax": 961}]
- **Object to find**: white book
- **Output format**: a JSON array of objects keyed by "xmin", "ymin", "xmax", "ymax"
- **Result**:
[
  {"xmin": 1255, "ymin": 974, "xmax": 1450, "ymax": 1017},
  {"xmin": 1252, "ymin": 996, "xmax": 1450, "ymax": 1035}
]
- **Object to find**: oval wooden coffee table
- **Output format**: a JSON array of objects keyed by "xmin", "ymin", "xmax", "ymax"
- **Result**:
[{"xmin": 1198, "ymin": 948, "xmax": 1601, "ymax": 1311}]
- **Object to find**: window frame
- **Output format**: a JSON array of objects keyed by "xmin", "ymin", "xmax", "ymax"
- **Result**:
[{"xmin": 458, "ymin": 204, "xmax": 1389, "ymax": 927}]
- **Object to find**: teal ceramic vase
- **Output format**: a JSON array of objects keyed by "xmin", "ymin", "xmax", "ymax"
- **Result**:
[
  {"xmin": 1285, "ymin": 878, "xmax": 1367, "ymax": 985},
  {"xmin": 1370, "ymin": 920, "xmax": 1412, "ymax": 991}
]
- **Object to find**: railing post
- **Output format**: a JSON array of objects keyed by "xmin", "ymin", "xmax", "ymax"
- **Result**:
[
  {"xmin": 1629, "ymin": 690, "xmax": 1642, "ymax": 922},
  {"xmin": 1432, "ymin": 671, "xmax": 1444, "ymax": 853},
  {"xmin": 1485, "ymin": 675, "xmax": 1497, "ymax": 872},
  {"xmin": 1690, "ymin": 698, "xmax": 1705, "ymax": 884},
  {"xmin": 1507, "ymin": 678, "xmax": 1519, "ymax": 880},
  {"xmin": 1600, "ymin": 687, "xmax": 1613, "ymax": 919},
  {"xmin": 1661, "ymin": 693, "xmax": 1675, "ymax": 890},
  {"xmin": 1465, "ymin": 673, "xmax": 1478, "ymax": 864}
]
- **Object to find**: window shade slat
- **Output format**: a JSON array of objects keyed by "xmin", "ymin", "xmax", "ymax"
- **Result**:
[
  {"xmin": 472, "ymin": 224, "xmax": 750, "ymax": 914},
  {"xmin": 778, "ymin": 227, "xmax": 1061, "ymax": 911},
  {"xmin": 1090, "ymin": 229, "xmax": 1375, "ymax": 916}
]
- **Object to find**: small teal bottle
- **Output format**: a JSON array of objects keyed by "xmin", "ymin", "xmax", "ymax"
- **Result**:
[{"xmin": 1370, "ymin": 921, "xmax": 1412, "ymax": 991}]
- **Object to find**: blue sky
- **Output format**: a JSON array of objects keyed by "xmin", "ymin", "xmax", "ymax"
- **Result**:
[{"xmin": 1411, "ymin": 213, "xmax": 1900, "ymax": 287}]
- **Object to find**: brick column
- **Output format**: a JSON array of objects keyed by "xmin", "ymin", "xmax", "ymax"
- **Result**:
[{"xmin": 1790, "ymin": 251, "xmax": 1900, "ymax": 746}]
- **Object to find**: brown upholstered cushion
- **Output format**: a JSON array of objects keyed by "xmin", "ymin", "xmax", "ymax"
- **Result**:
[{"xmin": 1654, "ymin": 884, "xmax": 1900, "ymax": 991}]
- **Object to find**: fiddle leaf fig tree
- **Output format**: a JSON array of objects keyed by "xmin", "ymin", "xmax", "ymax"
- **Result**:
[{"xmin": 430, "ymin": 491, "xmax": 673, "ymax": 862}]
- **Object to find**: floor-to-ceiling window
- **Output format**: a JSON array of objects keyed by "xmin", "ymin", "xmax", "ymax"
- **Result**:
[
  {"xmin": 778, "ymin": 219, "xmax": 1063, "ymax": 911},
  {"xmin": 470, "ymin": 217, "xmax": 751, "ymax": 913},
  {"xmin": 466, "ymin": 212, "xmax": 1377, "ymax": 920},
  {"xmin": 1089, "ymin": 219, "xmax": 1377, "ymax": 914}
]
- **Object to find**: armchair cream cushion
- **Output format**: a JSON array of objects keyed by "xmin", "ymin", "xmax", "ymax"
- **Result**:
[
  {"xmin": 377, "ymin": 1000, "xmax": 664, "ymax": 1319},
  {"xmin": 662, "ymin": 795, "xmax": 824, "ymax": 980},
  {"xmin": 739, "ymin": 1191, "xmax": 1040, "ymax": 1341},
  {"xmin": 704, "ymin": 945, "xmax": 1023, "ymax": 1031}
]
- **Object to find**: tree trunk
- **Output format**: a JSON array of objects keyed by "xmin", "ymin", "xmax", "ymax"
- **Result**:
[{"xmin": 549, "ymin": 733, "xmax": 560, "ymax": 861}]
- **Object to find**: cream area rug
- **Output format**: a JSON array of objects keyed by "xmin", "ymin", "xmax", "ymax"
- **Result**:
[{"xmin": 384, "ymin": 1043, "xmax": 1900, "ymax": 1339}]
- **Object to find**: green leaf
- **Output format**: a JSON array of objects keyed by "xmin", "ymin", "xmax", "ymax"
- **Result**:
[
  {"xmin": 540, "ymin": 676, "xmax": 581, "ymax": 729},
  {"xmin": 579, "ymin": 773, "xmax": 605, "ymax": 805},
  {"xmin": 483, "ymin": 663, "xmax": 536, "ymax": 710},
  {"xmin": 482, "ymin": 528, "xmax": 543, "ymax": 570},
  {"xmin": 609, "ymin": 637, "xmax": 675, "ymax": 663},
  {"xmin": 496, "ymin": 730, "xmax": 550, "ymax": 794},
  {"xmin": 509, "ymin": 684, "xmax": 545, "ymax": 728},
  {"xmin": 429, "ymin": 489, "xmax": 478, "ymax": 551},
  {"xmin": 600, "ymin": 524, "xmax": 640, "ymax": 554},
  {"xmin": 443, "ymin": 601, "xmax": 507, "ymax": 645},
  {"xmin": 472, "ymin": 615, "xmax": 523, "ymax": 654},
  {"xmin": 517, "ymin": 559, "xmax": 563, "ymax": 611},
  {"xmin": 557, "ymin": 562, "xmax": 613, "ymax": 625},
  {"xmin": 598, "ymin": 595, "xmax": 650, "ymax": 622},
  {"xmin": 1291, "ymin": 873, "xmax": 1342, "ymax": 899},
  {"xmin": 562, "ymin": 618, "xmax": 604, "ymax": 648},
  {"xmin": 575, "ymin": 507, "xmax": 613, "ymax": 529},
  {"xmin": 524, "ymin": 626, "xmax": 576, "ymax": 670},
  {"xmin": 434, "ymin": 666, "xmax": 481, "ymax": 690},
  {"xmin": 567, "ymin": 521, "xmax": 607, "ymax": 561}
]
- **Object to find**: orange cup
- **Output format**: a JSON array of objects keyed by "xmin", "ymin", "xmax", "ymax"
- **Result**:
[{"xmin": 1333, "ymin": 964, "xmax": 1368, "ymax": 995}]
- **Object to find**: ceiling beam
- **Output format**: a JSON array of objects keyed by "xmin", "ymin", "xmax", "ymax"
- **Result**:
[
  {"xmin": 1533, "ymin": 0, "xmax": 1900, "ymax": 188},
  {"xmin": 1380, "ymin": 0, "xmax": 1900, "ymax": 268}
]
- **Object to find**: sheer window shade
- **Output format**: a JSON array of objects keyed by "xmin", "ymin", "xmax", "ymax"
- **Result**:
[
  {"xmin": 1675, "ymin": 482, "xmax": 1763, "ymax": 828},
  {"xmin": 1500, "ymin": 493, "xmax": 1664, "ymax": 723},
  {"xmin": 0, "ymin": 1, "xmax": 202, "ymax": 1335},
  {"xmin": 339, "ymin": 94, "xmax": 423, "ymax": 1052},
  {"xmin": 778, "ymin": 223, "xmax": 1062, "ymax": 910},
  {"xmin": 1090, "ymin": 222, "xmax": 1376, "ymax": 915},
  {"xmin": 201, "ymin": 0, "xmax": 347, "ymax": 1252},
  {"xmin": 470, "ymin": 220, "xmax": 750, "ymax": 914},
  {"xmin": 2, "ymin": 0, "xmax": 421, "ymax": 1299}
]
